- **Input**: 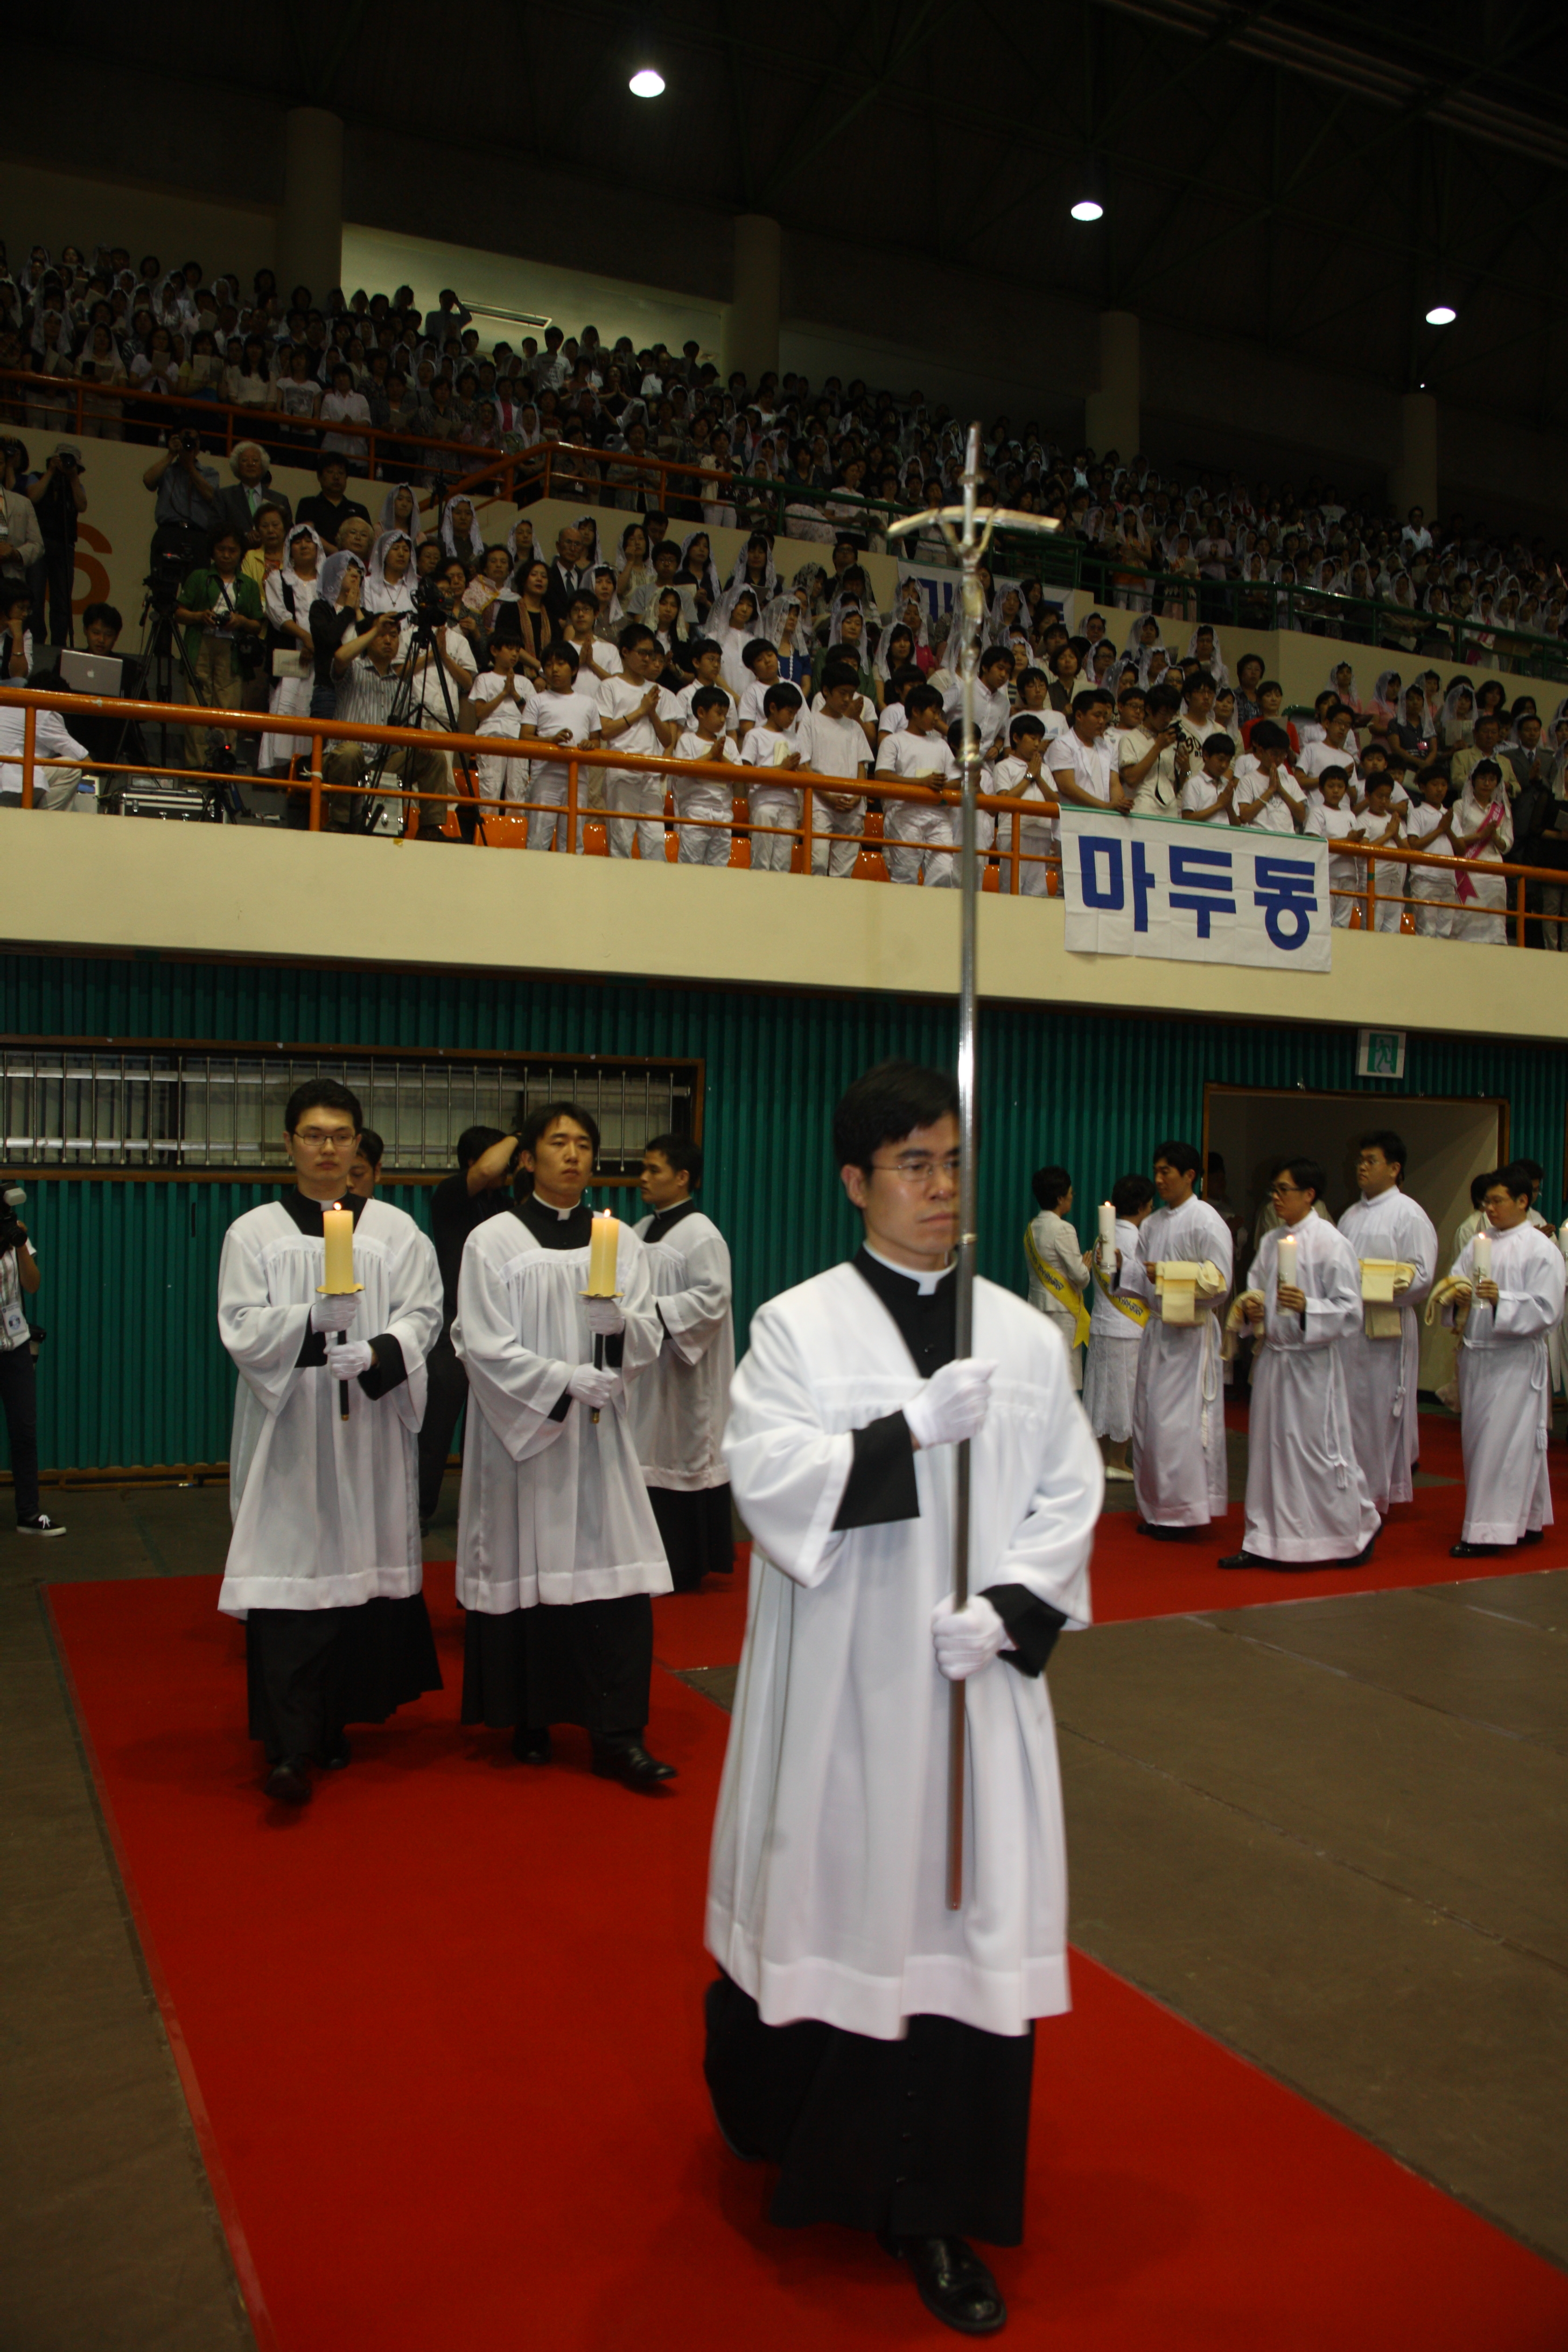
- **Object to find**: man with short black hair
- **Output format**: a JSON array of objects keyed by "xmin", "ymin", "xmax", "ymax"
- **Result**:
[
  {"xmin": 1447, "ymin": 1163, "xmax": 1565, "ymax": 1556},
  {"xmin": 629, "ymin": 1135, "xmax": 736, "ymax": 1591},
  {"xmin": 1049, "ymin": 688, "xmax": 1125, "ymax": 812},
  {"xmin": 1220, "ymin": 1157, "xmax": 1380, "ymax": 1571},
  {"xmin": 293, "ymin": 454, "xmax": 370, "ymax": 546},
  {"xmin": 1338, "ymin": 1132, "xmax": 1437, "ymax": 1516},
  {"xmin": 597, "ymin": 622, "xmax": 680, "ymax": 858},
  {"xmin": 1118, "ymin": 1141, "xmax": 1233, "ymax": 1538}
]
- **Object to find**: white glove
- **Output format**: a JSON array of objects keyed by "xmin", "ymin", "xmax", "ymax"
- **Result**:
[
  {"xmin": 329, "ymin": 1338, "xmax": 375, "ymax": 1380},
  {"xmin": 904, "ymin": 1357, "xmax": 996, "ymax": 1450},
  {"xmin": 311, "ymin": 1293, "xmax": 358, "ymax": 1333},
  {"xmin": 584, "ymin": 1295, "xmax": 626, "ymax": 1336},
  {"xmin": 931, "ymin": 1593, "xmax": 1013, "ymax": 1682},
  {"xmin": 566, "ymin": 1362, "xmax": 621, "ymax": 1409}
]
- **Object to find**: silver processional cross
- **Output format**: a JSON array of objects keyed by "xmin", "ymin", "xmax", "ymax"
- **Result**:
[{"xmin": 886, "ymin": 426, "xmax": 1060, "ymax": 1910}]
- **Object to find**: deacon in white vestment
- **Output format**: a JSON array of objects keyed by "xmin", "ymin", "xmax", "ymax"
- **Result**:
[
  {"xmin": 1221, "ymin": 1158, "xmax": 1380, "ymax": 1568},
  {"xmin": 454, "ymin": 1102, "xmax": 677, "ymax": 1790},
  {"xmin": 703, "ymin": 1064, "xmax": 1101, "ymax": 2335},
  {"xmin": 1119, "ymin": 1144, "xmax": 1233, "ymax": 1536},
  {"xmin": 1082, "ymin": 1179, "xmax": 1154, "ymax": 1478},
  {"xmin": 1336, "ymin": 1135, "xmax": 1438, "ymax": 1515},
  {"xmin": 217, "ymin": 1084, "xmax": 443, "ymax": 1804},
  {"xmin": 1447, "ymin": 1165, "xmax": 1565, "ymax": 1555},
  {"xmin": 628, "ymin": 1135, "xmax": 736, "ymax": 1592}
]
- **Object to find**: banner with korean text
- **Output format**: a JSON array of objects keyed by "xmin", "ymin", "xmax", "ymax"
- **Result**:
[{"xmin": 1059, "ymin": 811, "xmax": 1332, "ymax": 973}]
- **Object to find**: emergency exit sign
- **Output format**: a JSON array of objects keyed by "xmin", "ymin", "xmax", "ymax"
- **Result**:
[{"xmin": 1356, "ymin": 1028, "xmax": 1406, "ymax": 1079}]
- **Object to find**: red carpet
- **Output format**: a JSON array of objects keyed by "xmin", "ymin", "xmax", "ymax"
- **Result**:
[{"xmin": 48, "ymin": 1569, "xmax": 1568, "ymax": 2352}]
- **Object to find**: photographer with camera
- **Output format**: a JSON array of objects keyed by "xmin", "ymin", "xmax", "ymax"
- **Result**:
[
  {"xmin": 173, "ymin": 525, "xmax": 264, "ymax": 772},
  {"xmin": 0, "ymin": 437, "xmax": 45, "ymax": 609},
  {"xmin": 26, "ymin": 442, "xmax": 87, "ymax": 646},
  {"xmin": 0, "ymin": 1181, "xmax": 64, "ymax": 1537},
  {"xmin": 142, "ymin": 428, "xmax": 220, "ymax": 572}
]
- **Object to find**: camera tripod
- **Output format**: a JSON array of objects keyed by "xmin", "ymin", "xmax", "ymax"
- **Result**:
[
  {"xmin": 356, "ymin": 600, "xmax": 486, "ymax": 843},
  {"xmin": 127, "ymin": 584, "xmax": 247, "ymax": 821}
]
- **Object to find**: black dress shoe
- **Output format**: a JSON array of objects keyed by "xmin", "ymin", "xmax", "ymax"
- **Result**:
[
  {"xmin": 879, "ymin": 2234, "xmax": 1007, "ymax": 2336},
  {"xmin": 1334, "ymin": 1539, "xmax": 1378, "ymax": 1566},
  {"xmin": 1450, "ymin": 1539, "xmax": 1501, "ymax": 1558},
  {"xmin": 1135, "ymin": 1520, "xmax": 1187, "ymax": 1543},
  {"xmin": 511, "ymin": 1724, "xmax": 552, "ymax": 1765},
  {"xmin": 322, "ymin": 1732, "xmax": 351, "ymax": 1770},
  {"xmin": 591, "ymin": 1738, "xmax": 677, "ymax": 1791},
  {"xmin": 1217, "ymin": 1551, "xmax": 1266, "ymax": 1570},
  {"xmin": 1521, "ymin": 1529, "xmax": 1545, "ymax": 1545},
  {"xmin": 264, "ymin": 1759, "xmax": 312, "ymax": 1805}
]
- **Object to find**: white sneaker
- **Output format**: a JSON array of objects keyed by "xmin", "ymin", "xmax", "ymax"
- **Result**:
[
  {"xmin": 17, "ymin": 1512, "xmax": 67, "ymax": 1537},
  {"xmin": 1103, "ymin": 1464, "xmax": 1135, "ymax": 1482}
]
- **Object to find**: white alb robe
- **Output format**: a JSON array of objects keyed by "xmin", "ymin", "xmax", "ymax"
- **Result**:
[
  {"xmin": 1123, "ymin": 1196, "xmax": 1234, "ymax": 1527},
  {"xmin": 1081, "ymin": 1215, "xmax": 1146, "ymax": 1442},
  {"xmin": 1242, "ymin": 1218, "xmax": 1380, "ymax": 1563},
  {"xmin": 706, "ymin": 1265, "xmax": 1102, "ymax": 2042},
  {"xmin": 627, "ymin": 1207, "xmax": 736, "ymax": 1490},
  {"xmin": 1452, "ymin": 1224, "xmax": 1564, "ymax": 1544},
  {"xmin": 453, "ymin": 1210, "xmax": 673, "ymax": 1609},
  {"xmin": 1336, "ymin": 1187, "xmax": 1439, "ymax": 1513},
  {"xmin": 218, "ymin": 1199, "xmax": 441, "ymax": 1616},
  {"xmin": 1025, "ymin": 1208, "xmax": 1090, "ymax": 1391}
]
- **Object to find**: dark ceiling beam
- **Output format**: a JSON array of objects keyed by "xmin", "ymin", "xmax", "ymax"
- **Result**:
[{"xmin": 752, "ymin": 0, "xmax": 969, "ymax": 209}]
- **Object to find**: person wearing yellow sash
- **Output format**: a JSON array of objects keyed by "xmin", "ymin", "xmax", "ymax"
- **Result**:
[
  {"xmin": 1024, "ymin": 1165, "xmax": 1092, "ymax": 1390},
  {"xmin": 1083, "ymin": 1174, "xmax": 1154, "ymax": 1482}
]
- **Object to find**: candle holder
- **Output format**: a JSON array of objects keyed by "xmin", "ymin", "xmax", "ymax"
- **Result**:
[
  {"xmin": 318, "ymin": 1280, "xmax": 365, "ymax": 1420},
  {"xmin": 579, "ymin": 1289, "xmax": 622, "ymax": 1424}
]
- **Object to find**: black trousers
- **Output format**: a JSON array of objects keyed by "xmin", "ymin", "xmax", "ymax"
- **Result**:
[
  {"xmin": 0, "ymin": 1342, "xmax": 40, "ymax": 1523},
  {"xmin": 703, "ymin": 1972, "xmax": 1034, "ymax": 2245},
  {"xmin": 646, "ymin": 1483, "xmax": 734, "ymax": 1592},
  {"xmin": 460, "ymin": 1593, "xmax": 653, "ymax": 1741},
  {"xmin": 418, "ymin": 1330, "xmax": 469, "ymax": 1522},
  {"xmin": 245, "ymin": 1593, "xmax": 443, "ymax": 1765}
]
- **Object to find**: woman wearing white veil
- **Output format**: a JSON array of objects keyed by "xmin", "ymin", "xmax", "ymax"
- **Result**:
[
  {"xmin": 678, "ymin": 530, "xmax": 723, "ymax": 620},
  {"xmin": 364, "ymin": 530, "xmax": 416, "ymax": 615},
  {"xmin": 1439, "ymin": 679, "xmax": 1476, "ymax": 754},
  {"xmin": 1184, "ymin": 624, "xmax": 1229, "ymax": 686},
  {"xmin": 438, "ymin": 495, "xmax": 484, "ymax": 564},
  {"xmin": 710, "ymin": 583, "xmax": 765, "ymax": 697},
  {"xmin": 380, "ymin": 481, "xmax": 429, "ymax": 535},
  {"xmin": 727, "ymin": 532, "xmax": 778, "ymax": 606},
  {"xmin": 758, "ymin": 589, "xmax": 811, "ymax": 683},
  {"xmin": 260, "ymin": 523, "xmax": 329, "ymax": 772}
]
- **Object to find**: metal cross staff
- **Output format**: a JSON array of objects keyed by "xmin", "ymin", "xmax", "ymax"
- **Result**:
[{"xmin": 886, "ymin": 425, "xmax": 1059, "ymax": 1910}]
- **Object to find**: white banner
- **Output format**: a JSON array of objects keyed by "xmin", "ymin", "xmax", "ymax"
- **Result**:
[
  {"xmin": 1059, "ymin": 811, "xmax": 1332, "ymax": 973},
  {"xmin": 895, "ymin": 561, "xmax": 1079, "ymax": 647}
]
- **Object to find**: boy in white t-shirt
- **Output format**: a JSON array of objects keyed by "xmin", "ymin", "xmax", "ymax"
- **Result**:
[
  {"xmin": 992, "ymin": 712, "xmax": 1055, "ymax": 896},
  {"xmin": 670, "ymin": 682, "xmax": 740, "ymax": 866},
  {"xmin": 1359, "ymin": 773, "xmax": 1406, "ymax": 932},
  {"xmin": 1304, "ymin": 765, "xmax": 1363, "ymax": 928},
  {"xmin": 875, "ymin": 683, "xmax": 960, "ymax": 885},
  {"xmin": 940, "ymin": 645, "xmax": 1014, "ymax": 757},
  {"xmin": 737, "ymin": 639, "xmax": 800, "ymax": 744},
  {"xmin": 803, "ymin": 663, "xmax": 872, "ymax": 876},
  {"xmin": 739, "ymin": 681, "xmax": 805, "ymax": 873},
  {"xmin": 595, "ymin": 622, "xmax": 680, "ymax": 859},
  {"xmin": 1233, "ymin": 721, "xmax": 1306, "ymax": 834},
  {"xmin": 669, "ymin": 639, "xmax": 736, "ymax": 735},
  {"xmin": 1180, "ymin": 733, "xmax": 1242, "ymax": 827},
  {"xmin": 1405, "ymin": 767, "xmax": 1457, "ymax": 939},
  {"xmin": 470, "ymin": 635, "xmax": 536, "ymax": 806},
  {"xmin": 523, "ymin": 641, "xmax": 600, "ymax": 852}
]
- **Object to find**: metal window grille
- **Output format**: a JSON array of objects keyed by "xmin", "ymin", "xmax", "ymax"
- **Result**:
[{"xmin": 1, "ymin": 1048, "xmax": 700, "ymax": 1177}]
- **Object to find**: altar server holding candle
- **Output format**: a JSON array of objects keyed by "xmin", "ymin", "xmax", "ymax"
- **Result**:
[
  {"xmin": 1117, "ymin": 1140, "xmax": 1233, "ymax": 1538},
  {"xmin": 1083, "ymin": 1174, "xmax": 1154, "ymax": 1482},
  {"xmin": 628, "ymin": 1133, "xmax": 737, "ymax": 1592},
  {"xmin": 218, "ymin": 1082, "xmax": 443, "ymax": 1807},
  {"xmin": 453, "ymin": 1101, "xmax": 677, "ymax": 1791},
  {"xmin": 1337, "ymin": 1131, "xmax": 1438, "ymax": 1516},
  {"xmin": 1447, "ymin": 1163, "xmax": 1565, "ymax": 1557},
  {"xmin": 1220, "ymin": 1157, "xmax": 1380, "ymax": 1570}
]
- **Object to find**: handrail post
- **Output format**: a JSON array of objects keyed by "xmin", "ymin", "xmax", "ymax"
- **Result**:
[
  {"xmin": 1366, "ymin": 849, "xmax": 1376, "ymax": 932},
  {"xmin": 566, "ymin": 754, "xmax": 578, "ymax": 855},
  {"xmin": 309, "ymin": 737, "xmax": 323, "ymax": 831},
  {"xmin": 801, "ymin": 781, "xmax": 814, "ymax": 877},
  {"xmin": 1011, "ymin": 800, "xmax": 1021, "ymax": 895},
  {"xmin": 21, "ymin": 705, "xmax": 36, "ymax": 808},
  {"xmin": 1516, "ymin": 872, "xmax": 1528, "ymax": 948}
]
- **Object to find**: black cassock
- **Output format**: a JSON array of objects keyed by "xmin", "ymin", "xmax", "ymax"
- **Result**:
[{"xmin": 703, "ymin": 1249, "xmax": 1064, "ymax": 2246}]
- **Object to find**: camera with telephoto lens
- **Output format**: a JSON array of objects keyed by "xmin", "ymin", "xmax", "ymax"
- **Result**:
[
  {"xmin": 57, "ymin": 452, "xmax": 80, "ymax": 474},
  {"xmin": 412, "ymin": 573, "xmax": 446, "ymax": 621},
  {"xmin": 0, "ymin": 1180, "xmax": 26, "ymax": 1257}
]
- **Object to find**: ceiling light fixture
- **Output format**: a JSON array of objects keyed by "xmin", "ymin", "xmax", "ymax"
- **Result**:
[
  {"xmin": 1070, "ymin": 198, "xmax": 1105, "ymax": 222},
  {"xmin": 1425, "ymin": 302, "xmax": 1457, "ymax": 326},
  {"xmin": 629, "ymin": 65, "xmax": 666, "ymax": 96}
]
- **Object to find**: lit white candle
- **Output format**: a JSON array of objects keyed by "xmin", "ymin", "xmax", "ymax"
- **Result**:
[
  {"xmin": 1276, "ymin": 1231, "xmax": 1298, "ymax": 1294},
  {"xmin": 586, "ymin": 1211, "xmax": 620, "ymax": 1297},
  {"xmin": 1098, "ymin": 1200, "xmax": 1116, "ymax": 1266},
  {"xmin": 321, "ymin": 1202, "xmax": 355, "ymax": 1293},
  {"xmin": 1473, "ymin": 1228, "xmax": 1492, "ymax": 1282}
]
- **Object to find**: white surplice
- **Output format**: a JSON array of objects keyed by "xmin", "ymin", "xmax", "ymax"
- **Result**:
[
  {"xmin": 706, "ymin": 1265, "xmax": 1102, "ymax": 2042},
  {"xmin": 218, "ymin": 1200, "xmax": 441, "ymax": 1617},
  {"xmin": 452, "ymin": 1209, "xmax": 673, "ymax": 1609},
  {"xmin": 1242, "ymin": 1217, "xmax": 1380, "ymax": 1563},
  {"xmin": 627, "ymin": 1207, "xmax": 736, "ymax": 1491},
  {"xmin": 1081, "ymin": 1216, "xmax": 1146, "ymax": 1441},
  {"xmin": 1123, "ymin": 1197, "xmax": 1234, "ymax": 1527},
  {"xmin": 1337, "ymin": 1187, "xmax": 1439, "ymax": 1512},
  {"xmin": 1452, "ymin": 1224, "xmax": 1564, "ymax": 1544}
]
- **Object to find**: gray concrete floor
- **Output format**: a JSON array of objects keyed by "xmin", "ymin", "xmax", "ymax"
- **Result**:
[{"xmin": 4, "ymin": 1463, "xmax": 1564, "ymax": 2348}]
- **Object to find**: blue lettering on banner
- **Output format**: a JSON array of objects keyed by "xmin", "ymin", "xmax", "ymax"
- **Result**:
[
  {"xmin": 1080, "ymin": 835, "xmax": 1125, "ymax": 910},
  {"xmin": 1253, "ymin": 856, "xmax": 1318, "ymax": 949},
  {"xmin": 1131, "ymin": 840, "xmax": 1157, "ymax": 933},
  {"xmin": 1168, "ymin": 844, "xmax": 1237, "ymax": 939}
]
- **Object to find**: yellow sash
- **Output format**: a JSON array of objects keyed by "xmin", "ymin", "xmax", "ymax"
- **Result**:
[
  {"xmin": 1094, "ymin": 1265, "xmax": 1151, "ymax": 1329},
  {"xmin": 1024, "ymin": 1226, "xmax": 1091, "ymax": 1348}
]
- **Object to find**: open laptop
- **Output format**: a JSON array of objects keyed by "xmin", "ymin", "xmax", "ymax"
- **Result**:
[{"xmin": 58, "ymin": 647, "xmax": 125, "ymax": 695}]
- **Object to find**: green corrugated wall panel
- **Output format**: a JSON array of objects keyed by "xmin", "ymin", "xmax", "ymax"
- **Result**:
[{"xmin": 3, "ymin": 955, "xmax": 1562, "ymax": 1471}]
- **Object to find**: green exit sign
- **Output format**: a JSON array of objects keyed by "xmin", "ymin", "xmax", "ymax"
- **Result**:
[{"xmin": 1356, "ymin": 1028, "xmax": 1406, "ymax": 1079}]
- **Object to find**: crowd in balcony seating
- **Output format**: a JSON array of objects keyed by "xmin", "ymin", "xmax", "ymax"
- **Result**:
[{"xmin": 2, "ymin": 234, "xmax": 1567, "ymax": 943}]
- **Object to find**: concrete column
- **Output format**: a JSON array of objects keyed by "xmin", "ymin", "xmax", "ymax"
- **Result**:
[
  {"xmin": 278, "ymin": 107, "xmax": 345, "ymax": 303},
  {"xmin": 721, "ymin": 214, "xmax": 781, "ymax": 387},
  {"xmin": 1083, "ymin": 310, "xmax": 1140, "ymax": 460},
  {"xmin": 1389, "ymin": 391, "xmax": 1438, "ymax": 531}
]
